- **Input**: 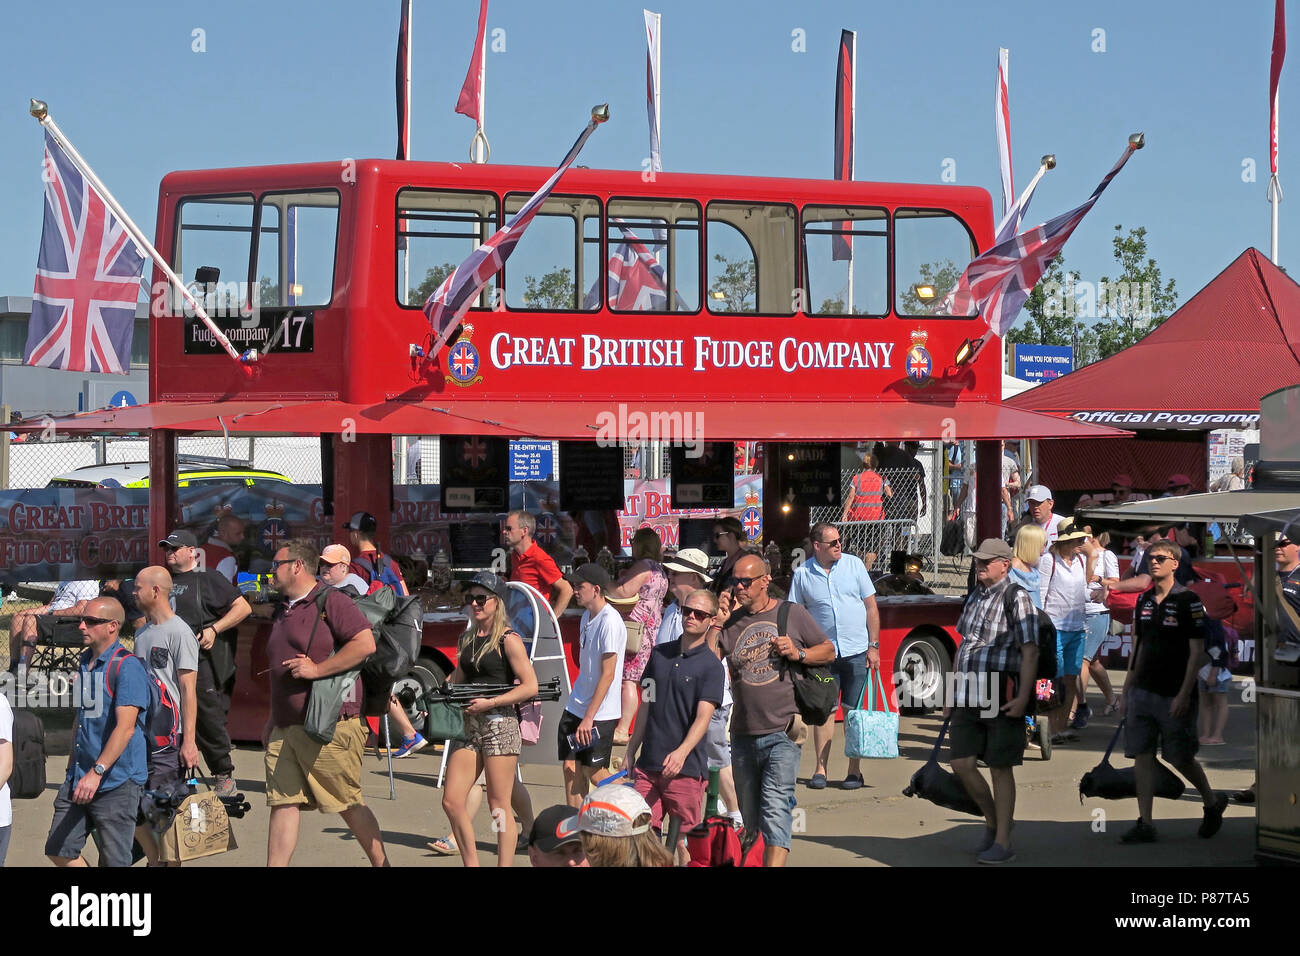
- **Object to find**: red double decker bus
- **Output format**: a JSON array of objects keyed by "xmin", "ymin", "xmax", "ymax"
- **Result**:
[{"xmin": 37, "ymin": 158, "xmax": 1120, "ymax": 739}]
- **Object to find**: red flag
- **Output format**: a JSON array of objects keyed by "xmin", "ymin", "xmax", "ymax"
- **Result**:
[
  {"xmin": 1272, "ymin": 0, "xmax": 1286, "ymax": 176},
  {"xmin": 832, "ymin": 29, "xmax": 855, "ymax": 261},
  {"xmin": 455, "ymin": 0, "xmax": 489, "ymax": 125},
  {"xmin": 396, "ymin": 0, "xmax": 411, "ymax": 160}
]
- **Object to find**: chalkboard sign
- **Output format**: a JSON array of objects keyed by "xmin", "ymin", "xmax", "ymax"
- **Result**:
[
  {"xmin": 669, "ymin": 442, "xmax": 733, "ymax": 509},
  {"xmin": 447, "ymin": 520, "xmax": 501, "ymax": 568},
  {"xmin": 779, "ymin": 442, "xmax": 841, "ymax": 507},
  {"xmin": 559, "ymin": 442, "xmax": 625, "ymax": 511},
  {"xmin": 440, "ymin": 435, "xmax": 509, "ymax": 513}
]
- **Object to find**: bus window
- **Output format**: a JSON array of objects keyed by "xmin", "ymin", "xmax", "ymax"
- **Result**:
[
  {"xmin": 503, "ymin": 193, "xmax": 601, "ymax": 311},
  {"xmin": 603, "ymin": 199, "xmax": 700, "ymax": 313},
  {"xmin": 253, "ymin": 191, "xmax": 339, "ymax": 308},
  {"xmin": 175, "ymin": 195, "xmax": 256, "ymax": 315},
  {"xmin": 397, "ymin": 189, "xmax": 499, "ymax": 309},
  {"xmin": 801, "ymin": 206, "xmax": 888, "ymax": 316},
  {"xmin": 706, "ymin": 202, "xmax": 796, "ymax": 315},
  {"xmin": 894, "ymin": 209, "xmax": 978, "ymax": 317}
]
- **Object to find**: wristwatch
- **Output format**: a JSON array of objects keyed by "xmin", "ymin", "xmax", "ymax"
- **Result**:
[
  {"xmin": 92, "ymin": 763, "xmax": 107, "ymax": 776},
  {"xmin": 868, "ymin": 641, "xmax": 881, "ymax": 649},
  {"xmin": 798, "ymin": 649, "xmax": 806, "ymax": 662}
]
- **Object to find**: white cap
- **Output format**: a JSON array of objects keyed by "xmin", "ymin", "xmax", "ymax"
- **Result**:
[
  {"xmin": 562, "ymin": 785, "xmax": 652, "ymax": 838},
  {"xmin": 1026, "ymin": 484, "xmax": 1052, "ymax": 502}
]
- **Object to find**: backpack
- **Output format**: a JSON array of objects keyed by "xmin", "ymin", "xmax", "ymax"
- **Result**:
[
  {"xmin": 775, "ymin": 602, "xmax": 839, "ymax": 725},
  {"xmin": 686, "ymin": 817, "xmax": 766, "ymax": 867},
  {"xmin": 999, "ymin": 582, "xmax": 1058, "ymax": 681},
  {"xmin": 103, "ymin": 646, "xmax": 173, "ymax": 749},
  {"xmin": 354, "ymin": 552, "xmax": 407, "ymax": 596},
  {"xmin": 9, "ymin": 708, "xmax": 47, "ymax": 799},
  {"xmin": 314, "ymin": 586, "xmax": 423, "ymax": 717}
]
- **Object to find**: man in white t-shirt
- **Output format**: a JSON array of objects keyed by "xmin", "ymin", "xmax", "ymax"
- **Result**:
[
  {"xmin": 1026, "ymin": 486, "xmax": 1066, "ymax": 555},
  {"xmin": 0, "ymin": 695, "xmax": 12, "ymax": 866},
  {"xmin": 558, "ymin": 563, "xmax": 624, "ymax": 807}
]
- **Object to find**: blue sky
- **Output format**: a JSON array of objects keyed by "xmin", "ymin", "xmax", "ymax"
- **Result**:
[{"xmin": 0, "ymin": 0, "xmax": 1288, "ymax": 326}]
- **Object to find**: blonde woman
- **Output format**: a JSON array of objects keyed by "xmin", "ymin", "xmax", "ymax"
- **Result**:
[
  {"xmin": 1009, "ymin": 524, "xmax": 1048, "ymax": 609},
  {"xmin": 440, "ymin": 571, "xmax": 539, "ymax": 867},
  {"xmin": 561, "ymin": 785, "xmax": 675, "ymax": 867},
  {"xmin": 608, "ymin": 527, "xmax": 669, "ymax": 745}
]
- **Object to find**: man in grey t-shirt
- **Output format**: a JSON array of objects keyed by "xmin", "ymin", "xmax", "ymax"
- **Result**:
[{"xmin": 132, "ymin": 566, "xmax": 200, "ymax": 866}]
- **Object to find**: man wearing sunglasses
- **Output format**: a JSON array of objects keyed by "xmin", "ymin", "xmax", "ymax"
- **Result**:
[
  {"xmin": 160, "ymin": 529, "xmax": 251, "ymax": 799},
  {"xmin": 712, "ymin": 553, "xmax": 833, "ymax": 867},
  {"xmin": 1276, "ymin": 535, "xmax": 1300, "ymax": 647},
  {"xmin": 1120, "ymin": 540, "xmax": 1226, "ymax": 844},
  {"xmin": 44, "ymin": 597, "xmax": 149, "ymax": 867},
  {"xmin": 788, "ymin": 522, "xmax": 879, "ymax": 791}
]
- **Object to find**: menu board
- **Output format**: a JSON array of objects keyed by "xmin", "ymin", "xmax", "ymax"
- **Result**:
[
  {"xmin": 440, "ymin": 435, "xmax": 509, "ymax": 513},
  {"xmin": 559, "ymin": 442, "xmax": 625, "ymax": 511},
  {"xmin": 669, "ymin": 442, "xmax": 734, "ymax": 508}
]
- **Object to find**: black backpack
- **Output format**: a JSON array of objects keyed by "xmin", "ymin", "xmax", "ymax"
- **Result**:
[
  {"xmin": 315, "ymin": 586, "xmax": 423, "ymax": 717},
  {"xmin": 774, "ymin": 602, "xmax": 839, "ymax": 725},
  {"xmin": 10, "ymin": 708, "xmax": 47, "ymax": 799},
  {"xmin": 1000, "ymin": 582, "xmax": 1058, "ymax": 680}
]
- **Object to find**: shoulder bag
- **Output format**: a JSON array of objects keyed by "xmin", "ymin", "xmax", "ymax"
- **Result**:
[{"xmin": 302, "ymin": 592, "xmax": 362, "ymax": 745}]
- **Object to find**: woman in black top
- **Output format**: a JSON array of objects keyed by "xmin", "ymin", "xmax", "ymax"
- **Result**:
[{"xmin": 441, "ymin": 572, "xmax": 538, "ymax": 867}]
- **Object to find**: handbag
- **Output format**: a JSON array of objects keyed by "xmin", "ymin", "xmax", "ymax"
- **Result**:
[
  {"xmin": 426, "ymin": 699, "xmax": 467, "ymax": 742},
  {"xmin": 940, "ymin": 517, "xmax": 966, "ymax": 557},
  {"xmin": 514, "ymin": 678, "xmax": 542, "ymax": 745},
  {"xmin": 774, "ymin": 603, "xmax": 839, "ymax": 725},
  {"xmin": 624, "ymin": 618, "xmax": 645, "ymax": 655},
  {"xmin": 302, "ymin": 594, "xmax": 362, "ymax": 745},
  {"xmin": 844, "ymin": 668, "xmax": 899, "ymax": 759}
]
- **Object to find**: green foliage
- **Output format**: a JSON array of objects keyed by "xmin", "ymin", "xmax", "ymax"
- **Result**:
[
  {"xmin": 898, "ymin": 259, "xmax": 963, "ymax": 314},
  {"xmin": 708, "ymin": 253, "xmax": 756, "ymax": 311},
  {"xmin": 1093, "ymin": 225, "xmax": 1178, "ymax": 359},
  {"xmin": 818, "ymin": 296, "xmax": 845, "ymax": 314},
  {"xmin": 522, "ymin": 268, "xmax": 576, "ymax": 309},
  {"xmin": 409, "ymin": 263, "xmax": 456, "ymax": 306},
  {"xmin": 258, "ymin": 276, "xmax": 280, "ymax": 307}
]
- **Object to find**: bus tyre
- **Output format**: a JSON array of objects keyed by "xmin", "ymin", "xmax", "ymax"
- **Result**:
[{"xmin": 895, "ymin": 633, "xmax": 950, "ymax": 715}]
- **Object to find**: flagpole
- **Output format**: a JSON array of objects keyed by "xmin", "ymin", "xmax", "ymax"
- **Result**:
[
  {"xmin": 29, "ymin": 99, "xmax": 247, "ymax": 367},
  {"xmin": 472, "ymin": 12, "xmax": 489, "ymax": 164},
  {"xmin": 846, "ymin": 30, "xmax": 856, "ymax": 315}
]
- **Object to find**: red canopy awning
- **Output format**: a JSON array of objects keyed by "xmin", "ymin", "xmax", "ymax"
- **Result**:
[
  {"xmin": 14, "ymin": 398, "xmax": 1129, "ymax": 441},
  {"xmin": 1007, "ymin": 248, "xmax": 1300, "ymax": 427}
]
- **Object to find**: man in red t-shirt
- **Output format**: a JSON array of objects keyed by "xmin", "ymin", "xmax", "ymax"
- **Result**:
[{"xmin": 503, "ymin": 510, "xmax": 572, "ymax": 619}]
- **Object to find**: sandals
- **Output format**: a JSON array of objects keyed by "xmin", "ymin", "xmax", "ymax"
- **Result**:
[
  {"xmin": 1102, "ymin": 699, "xmax": 1120, "ymax": 717},
  {"xmin": 427, "ymin": 836, "xmax": 459, "ymax": 856}
]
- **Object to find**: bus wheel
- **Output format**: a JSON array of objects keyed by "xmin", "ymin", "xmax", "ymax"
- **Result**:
[
  {"xmin": 384, "ymin": 661, "xmax": 446, "ymax": 746},
  {"xmin": 895, "ymin": 633, "xmax": 949, "ymax": 715}
]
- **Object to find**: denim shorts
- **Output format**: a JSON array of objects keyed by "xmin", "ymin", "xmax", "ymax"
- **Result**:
[
  {"xmin": 1056, "ymin": 629, "xmax": 1087, "ymax": 676},
  {"xmin": 1082, "ymin": 614, "xmax": 1111, "ymax": 661},
  {"xmin": 0, "ymin": 825, "xmax": 9, "ymax": 867},
  {"xmin": 832, "ymin": 651, "xmax": 870, "ymax": 712},
  {"xmin": 706, "ymin": 704, "xmax": 732, "ymax": 768},
  {"xmin": 45, "ymin": 778, "xmax": 143, "ymax": 866},
  {"xmin": 732, "ymin": 730, "xmax": 801, "ymax": 850}
]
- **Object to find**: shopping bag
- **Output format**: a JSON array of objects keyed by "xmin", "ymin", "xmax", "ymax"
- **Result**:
[
  {"xmin": 158, "ymin": 791, "xmax": 238, "ymax": 863},
  {"xmin": 844, "ymin": 668, "xmax": 899, "ymax": 759}
]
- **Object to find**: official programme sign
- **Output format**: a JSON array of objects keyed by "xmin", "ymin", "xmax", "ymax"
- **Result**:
[{"xmin": 1014, "ymin": 344, "xmax": 1073, "ymax": 382}]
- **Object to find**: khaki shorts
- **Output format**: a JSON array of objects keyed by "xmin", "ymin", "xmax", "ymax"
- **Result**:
[{"xmin": 265, "ymin": 717, "xmax": 367, "ymax": 813}]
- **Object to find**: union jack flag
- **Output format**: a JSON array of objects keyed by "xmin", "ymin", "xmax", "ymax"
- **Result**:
[
  {"xmin": 943, "ymin": 139, "xmax": 1141, "ymax": 337},
  {"xmin": 25, "ymin": 133, "xmax": 143, "ymax": 374},
  {"xmin": 463, "ymin": 437, "xmax": 488, "ymax": 467},
  {"xmin": 424, "ymin": 113, "xmax": 604, "ymax": 353},
  {"xmin": 582, "ymin": 220, "xmax": 669, "ymax": 310}
]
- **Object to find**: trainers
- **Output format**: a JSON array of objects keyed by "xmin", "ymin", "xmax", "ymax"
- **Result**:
[
  {"xmin": 977, "ymin": 843, "xmax": 1016, "ymax": 864},
  {"xmin": 1198, "ymin": 793, "xmax": 1229, "ymax": 838},
  {"xmin": 974, "ymin": 826, "xmax": 998, "ymax": 853},
  {"xmin": 394, "ymin": 733, "xmax": 427, "ymax": 758},
  {"xmin": 1120, "ymin": 820, "xmax": 1158, "ymax": 844},
  {"xmin": 1071, "ymin": 704, "xmax": 1091, "ymax": 730},
  {"xmin": 214, "ymin": 773, "xmax": 237, "ymax": 799}
]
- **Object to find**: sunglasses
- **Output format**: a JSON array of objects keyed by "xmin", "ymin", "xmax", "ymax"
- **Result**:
[
  {"xmin": 1148, "ymin": 555, "xmax": 1178, "ymax": 565},
  {"xmin": 270, "ymin": 558, "xmax": 299, "ymax": 569},
  {"xmin": 713, "ymin": 531, "xmax": 732, "ymax": 540},
  {"xmin": 466, "ymin": 593, "xmax": 493, "ymax": 607},
  {"xmin": 818, "ymin": 538, "xmax": 842, "ymax": 548},
  {"xmin": 682, "ymin": 607, "xmax": 713, "ymax": 622},
  {"xmin": 79, "ymin": 615, "xmax": 115, "ymax": 627},
  {"xmin": 730, "ymin": 575, "xmax": 762, "ymax": 589},
  {"xmin": 1277, "ymin": 540, "xmax": 1295, "ymax": 548}
]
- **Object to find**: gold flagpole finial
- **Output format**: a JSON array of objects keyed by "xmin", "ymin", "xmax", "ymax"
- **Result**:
[
  {"xmin": 1041, "ymin": 154, "xmax": 1057, "ymax": 169},
  {"xmin": 1129, "ymin": 132, "xmax": 1145, "ymax": 149},
  {"xmin": 30, "ymin": 99, "xmax": 48, "ymax": 121},
  {"xmin": 591, "ymin": 103, "xmax": 610, "ymax": 124}
]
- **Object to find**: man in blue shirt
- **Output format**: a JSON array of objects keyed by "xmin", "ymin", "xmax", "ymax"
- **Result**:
[
  {"xmin": 45, "ymin": 596, "xmax": 149, "ymax": 867},
  {"xmin": 788, "ymin": 522, "xmax": 880, "ymax": 790}
]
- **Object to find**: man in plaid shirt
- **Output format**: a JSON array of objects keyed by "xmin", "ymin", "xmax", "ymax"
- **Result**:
[{"xmin": 948, "ymin": 538, "xmax": 1039, "ymax": 864}]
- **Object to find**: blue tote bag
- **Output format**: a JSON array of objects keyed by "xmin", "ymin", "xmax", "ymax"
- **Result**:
[{"xmin": 844, "ymin": 668, "xmax": 900, "ymax": 759}]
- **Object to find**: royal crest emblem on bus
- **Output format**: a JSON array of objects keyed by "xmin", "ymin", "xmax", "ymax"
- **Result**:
[
  {"xmin": 904, "ymin": 329, "xmax": 932, "ymax": 387},
  {"xmin": 741, "ymin": 489, "xmax": 762, "ymax": 541},
  {"xmin": 259, "ymin": 499, "xmax": 290, "ymax": 552},
  {"xmin": 445, "ymin": 324, "xmax": 484, "ymax": 388}
]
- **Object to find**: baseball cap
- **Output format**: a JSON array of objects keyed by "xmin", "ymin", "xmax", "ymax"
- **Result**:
[
  {"xmin": 1166, "ymin": 474, "xmax": 1192, "ymax": 489},
  {"xmin": 561, "ymin": 785, "xmax": 652, "ymax": 838},
  {"xmin": 1026, "ymin": 485, "xmax": 1052, "ymax": 502},
  {"xmin": 158, "ymin": 529, "xmax": 197, "ymax": 549},
  {"xmin": 467, "ymin": 570, "xmax": 510, "ymax": 602},
  {"xmin": 1112, "ymin": 473, "xmax": 1134, "ymax": 489},
  {"xmin": 343, "ymin": 511, "xmax": 378, "ymax": 533},
  {"xmin": 662, "ymin": 548, "xmax": 713, "ymax": 582},
  {"xmin": 530, "ymin": 804, "xmax": 584, "ymax": 853},
  {"xmin": 568, "ymin": 562, "xmax": 613, "ymax": 590},
  {"xmin": 971, "ymin": 538, "xmax": 1014, "ymax": 561},
  {"xmin": 320, "ymin": 544, "xmax": 351, "ymax": 565}
]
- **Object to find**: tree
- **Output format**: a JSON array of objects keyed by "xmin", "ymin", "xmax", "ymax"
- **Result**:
[
  {"xmin": 897, "ymin": 259, "xmax": 963, "ymax": 314},
  {"xmin": 409, "ymin": 262, "xmax": 456, "ymax": 306},
  {"xmin": 818, "ymin": 296, "xmax": 845, "ymax": 314},
  {"xmin": 521, "ymin": 268, "xmax": 575, "ymax": 309},
  {"xmin": 708, "ymin": 253, "xmax": 756, "ymax": 311},
  {"xmin": 1092, "ymin": 225, "xmax": 1178, "ymax": 359},
  {"xmin": 258, "ymin": 276, "xmax": 280, "ymax": 307},
  {"xmin": 1005, "ymin": 256, "xmax": 1101, "ymax": 367}
]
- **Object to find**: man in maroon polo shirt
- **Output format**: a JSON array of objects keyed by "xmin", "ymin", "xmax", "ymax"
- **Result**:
[
  {"xmin": 263, "ymin": 538, "xmax": 389, "ymax": 867},
  {"xmin": 504, "ymin": 509, "xmax": 573, "ymax": 619}
]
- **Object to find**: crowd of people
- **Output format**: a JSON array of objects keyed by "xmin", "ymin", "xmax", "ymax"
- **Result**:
[{"xmin": 0, "ymin": 482, "xmax": 1289, "ymax": 868}]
